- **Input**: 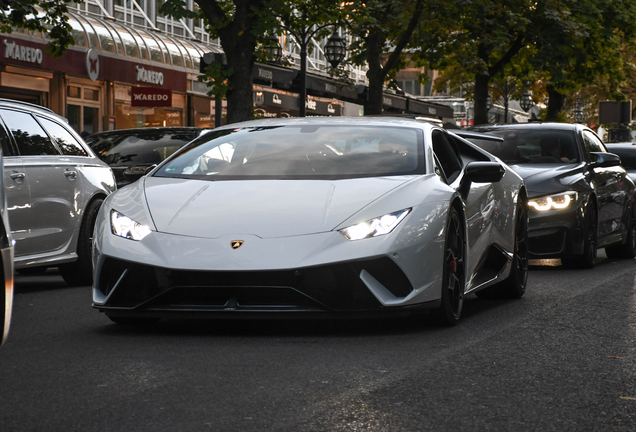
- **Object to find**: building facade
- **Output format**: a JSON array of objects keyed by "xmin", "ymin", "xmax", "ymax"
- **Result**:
[{"xmin": 0, "ymin": 1, "xmax": 454, "ymax": 134}]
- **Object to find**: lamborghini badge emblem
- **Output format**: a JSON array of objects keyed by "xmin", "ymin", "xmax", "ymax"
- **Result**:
[{"xmin": 231, "ymin": 240, "xmax": 244, "ymax": 250}]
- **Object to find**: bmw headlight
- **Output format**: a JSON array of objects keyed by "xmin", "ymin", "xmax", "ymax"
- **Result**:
[
  {"xmin": 339, "ymin": 209, "xmax": 411, "ymax": 241},
  {"xmin": 110, "ymin": 210, "xmax": 152, "ymax": 241},
  {"xmin": 528, "ymin": 192, "xmax": 578, "ymax": 212}
]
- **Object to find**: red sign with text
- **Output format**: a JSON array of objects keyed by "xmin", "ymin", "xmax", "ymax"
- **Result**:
[{"xmin": 131, "ymin": 87, "xmax": 173, "ymax": 107}]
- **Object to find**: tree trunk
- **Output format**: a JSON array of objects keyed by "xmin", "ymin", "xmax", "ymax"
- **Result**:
[
  {"xmin": 545, "ymin": 84, "xmax": 565, "ymax": 122},
  {"xmin": 214, "ymin": 1, "xmax": 259, "ymax": 125},
  {"xmin": 473, "ymin": 73, "xmax": 490, "ymax": 125},
  {"xmin": 364, "ymin": 29, "xmax": 385, "ymax": 116}
]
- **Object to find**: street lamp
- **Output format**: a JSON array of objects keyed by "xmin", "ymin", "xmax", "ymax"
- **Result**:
[
  {"xmin": 265, "ymin": 32, "xmax": 282, "ymax": 64},
  {"xmin": 278, "ymin": 23, "xmax": 347, "ymax": 117},
  {"xmin": 520, "ymin": 81, "xmax": 533, "ymax": 112}
]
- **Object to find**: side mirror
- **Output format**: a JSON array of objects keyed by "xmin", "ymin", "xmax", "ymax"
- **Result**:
[
  {"xmin": 459, "ymin": 161, "xmax": 505, "ymax": 197},
  {"xmin": 590, "ymin": 152, "xmax": 621, "ymax": 168},
  {"xmin": 122, "ymin": 164, "xmax": 157, "ymax": 183}
]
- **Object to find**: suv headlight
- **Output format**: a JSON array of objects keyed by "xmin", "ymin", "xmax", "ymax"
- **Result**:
[
  {"xmin": 110, "ymin": 210, "xmax": 152, "ymax": 241},
  {"xmin": 339, "ymin": 209, "xmax": 410, "ymax": 241},
  {"xmin": 528, "ymin": 192, "xmax": 578, "ymax": 211}
]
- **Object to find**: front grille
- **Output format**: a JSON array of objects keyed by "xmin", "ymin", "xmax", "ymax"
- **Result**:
[
  {"xmin": 529, "ymin": 230, "xmax": 565, "ymax": 255},
  {"xmin": 98, "ymin": 257, "xmax": 413, "ymax": 312}
]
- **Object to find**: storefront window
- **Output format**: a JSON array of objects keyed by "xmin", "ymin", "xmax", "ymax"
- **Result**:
[
  {"xmin": 115, "ymin": 104, "xmax": 183, "ymax": 129},
  {"xmin": 67, "ymin": 84, "xmax": 101, "ymax": 135}
]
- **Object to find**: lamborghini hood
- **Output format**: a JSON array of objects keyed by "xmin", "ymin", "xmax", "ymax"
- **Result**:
[{"xmin": 143, "ymin": 176, "xmax": 413, "ymax": 239}]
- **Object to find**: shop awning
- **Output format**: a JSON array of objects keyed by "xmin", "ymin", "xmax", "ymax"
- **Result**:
[
  {"xmin": 407, "ymin": 99, "xmax": 455, "ymax": 119},
  {"xmin": 252, "ymin": 63, "xmax": 298, "ymax": 90}
]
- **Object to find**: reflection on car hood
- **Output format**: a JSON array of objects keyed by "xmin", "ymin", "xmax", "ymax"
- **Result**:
[
  {"xmin": 510, "ymin": 163, "xmax": 586, "ymax": 196},
  {"xmin": 143, "ymin": 176, "xmax": 412, "ymax": 238}
]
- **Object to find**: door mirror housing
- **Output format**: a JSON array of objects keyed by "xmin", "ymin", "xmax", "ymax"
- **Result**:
[
  {"xmin": 590, "ymin": 152, "xmax": 621, "ymax": 168},
  {"xmin": 122, "ymin": 164, "xmax": 157, "ymax": 184},
  {"xmin": 459, "ymin": 161, "xmax": 505, "ymax": 197}
]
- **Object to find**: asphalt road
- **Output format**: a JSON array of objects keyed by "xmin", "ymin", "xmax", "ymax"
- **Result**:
[{"xmin": 1, "ymin": 253, "xmax": 636, "ymax": 431}]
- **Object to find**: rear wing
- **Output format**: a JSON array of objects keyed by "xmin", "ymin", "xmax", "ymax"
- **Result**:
[{"xmin": 451, "ymin": 130, "xmax": 504, "ymax": 142}]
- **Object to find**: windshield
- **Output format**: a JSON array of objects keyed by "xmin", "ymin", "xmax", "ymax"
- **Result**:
[
  {"xmin": 468, "ymin": 129, "xmax": 580, "ymax": 165},
  {"xmin": 86, "ymin": 129, "xmax": 202, "ymax": 166},
  {"xmin": 153, "ymin": 125, "xmax": 425, "ymax": 180}
]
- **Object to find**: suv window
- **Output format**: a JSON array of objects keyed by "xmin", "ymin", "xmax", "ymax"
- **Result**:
[
  {"xmin": 38, "ymin": 116, "xmax": 88, "ymax": 156},
  {"xmin": 0, "ymin": 109, "xmax": 58, "ymax": 156},
  {"xmin": 0, "ymin": 121, "xmax": 13, "ymax": 156}
]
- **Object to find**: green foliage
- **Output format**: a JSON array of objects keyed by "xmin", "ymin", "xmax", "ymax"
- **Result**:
[{"xmin": 0, "ymin": 0, "xmax": 74, "ymax": 57}]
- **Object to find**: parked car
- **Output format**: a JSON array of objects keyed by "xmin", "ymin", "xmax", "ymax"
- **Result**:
[
  {"xmin": 84, "ymin": 127, "xmax": 208, "ymax": 187},
  {"xmin": 461, "ymin": 123, "xmax": 636, "ymax": 267},
  {"xmin": 0, "ymin": 145, "xmax": 14, "ymax": 347},
  {"xmin": 93, "ymin": 117, "xmax": 527, "ymax": 326},
  {"xmin": 0, "ymin": 99, "xmax": 116, "ymax": 285},
  {"xmin": 603, "ymin": 142, "xmax": 636, "ymax": 183}
]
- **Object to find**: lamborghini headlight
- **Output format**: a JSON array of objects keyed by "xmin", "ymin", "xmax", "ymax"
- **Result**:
[
  {"xmin": 339, "ymin": 209, "xmax": 411, "ymax": 241},
  {"xmin": 528, "ymin": 192, "xmax": 578, "ymax": 212},
  {"xmin": 110, "ymin": 210, "xmax": 152, "ymax": 241}
]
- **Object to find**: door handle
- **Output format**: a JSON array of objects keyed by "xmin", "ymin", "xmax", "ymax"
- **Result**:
[
  {"xmin": 10, "ymin": 171, "xmax": 25, "ymax": 180},
  {"xmin": 64, "ymin": 170, "xmax": 77, "ymax": 179}
]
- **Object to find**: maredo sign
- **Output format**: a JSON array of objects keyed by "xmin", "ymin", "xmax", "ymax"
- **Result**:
[{"xmin": 131, "ymin": 87, "xmax": 172, "ymax": 107}]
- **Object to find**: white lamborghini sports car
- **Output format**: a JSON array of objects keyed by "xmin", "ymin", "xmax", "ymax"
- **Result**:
[{"xmin": 92, "ymin": 117, "xmax": 528, "ymax": 326}]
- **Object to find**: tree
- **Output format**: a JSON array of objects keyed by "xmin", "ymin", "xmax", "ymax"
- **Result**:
[
  {"xmin": 344, "ymin": 0, "xmax": 425, "ymax": 115},
  {"xmin": 417, "ymin": 0, "xmax": 531, "ymax": 125},
  {"xmin": 162, "ymin": 0, "xmax": 281, "ymax": 125},
  {"xmin": 0, "ymin": 0, "xmax": 74, "ymax": 56},
  {"xmin": 529, "ymin": 0, "xmax": 636, "ymax": 121}
]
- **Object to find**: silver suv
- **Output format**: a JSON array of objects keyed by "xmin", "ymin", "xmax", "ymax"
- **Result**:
[{"xmin": 0, "ymin": 99, "xmax": 115, "ymax": 286}]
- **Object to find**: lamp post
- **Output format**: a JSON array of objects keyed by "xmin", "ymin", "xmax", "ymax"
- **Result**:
[
  {"xmin": 277, "ymin": 24, "xmax": 346, "ymax": 117},
  {"xmin": 489, "ymin": 79, "xmax": 516, "ymax": 123},
  {"xmin": 520, "ymin": 81, "xmax": 533, "ymax": 112},
  {"xmin": 265, "ymin": 32, "xmax": 282, "ymax": 64}
]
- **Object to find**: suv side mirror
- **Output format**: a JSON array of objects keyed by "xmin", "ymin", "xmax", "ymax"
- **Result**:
[
  {"xmin": 590, "ymin": 152, "xmax": 621, "ymax": 168},
  {"xmin": 122, "ymin": 164, "xmax": 157, "ymax": 183}
]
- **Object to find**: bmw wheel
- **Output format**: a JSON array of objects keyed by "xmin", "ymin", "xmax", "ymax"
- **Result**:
[{"xmin": 562, "ymin": 202, "xmax": 597, "ymax": 269}]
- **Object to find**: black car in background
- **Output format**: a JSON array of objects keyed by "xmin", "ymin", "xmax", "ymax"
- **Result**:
[
  {"xmin": 604, "ymin": 142, "xmax": 636, "ymax": 184},
  {"xmin": 460, "ymin": 123, "xmax": 636, "ymax": 268},
  {"xmin": 85, "ymin": 127, "xmax": 208, "ymax": 187}
]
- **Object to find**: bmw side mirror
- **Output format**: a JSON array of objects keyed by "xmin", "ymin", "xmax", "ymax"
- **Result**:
[
  {"xmin": 123, "ymin": 164, "xmax": 157, "ymax": 183},
  {"xmin": 590, "ymin": 152, "xmax": 621, "ymax": 168},
  {"xmin": 459, "ymin": 161, "xmax": 505, "ymax": 197}
]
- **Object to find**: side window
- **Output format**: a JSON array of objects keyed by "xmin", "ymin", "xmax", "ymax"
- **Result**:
[
  {"xmin": 0, "ymin": 109, "xmax": 58, "ymax": 156},
  {"xmin": 582, "ymin": 130, "xmax": 605, "ymax": 157},
  {"xmin": 37, "ymin": 116, "xmax": 88, "ymax": 156},
  {"xmin": 432, "ymin": 130, "xmax": 462, "ymax": 183},
  {"xmin": 0, "ymin": 121, "xmax": 14, "ymax": 157}
]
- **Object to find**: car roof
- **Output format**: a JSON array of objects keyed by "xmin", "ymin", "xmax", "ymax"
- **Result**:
[
  {"xmin": 211, "ymin": 116, "xmax": 437, "ymax": 132},
  {"xmin": 0, "ymin": 98, "xmax": 67, "ymax": 122},
  {"xmin": 469, "ymin": 122, "xmax": 582, "ymax": 132}
]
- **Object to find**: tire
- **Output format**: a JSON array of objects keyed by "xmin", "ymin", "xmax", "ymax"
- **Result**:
[
  {"xmin": 106, "ymin": 315, "xmax": 160, "ymax": 326},
  {"xmin": 477, "ymin": 196, "xmax": 529, "ymax": 299},
  {"xmin": 16, "ymin": 267, "xmax": 48, "ymax": 276},
  {"xmin": 605, "ymin": 207, "xmax": 636, "ymax": 259},
  {"xmin": 432, "ymin": 206, "xmax": 465, "ymax": 326},
  {"xmin": 562, "ymin": 202, "xmax": 597, "ymax": 269},
  {"xmin": 59, "ymin": 198, "xmax": 104, "ymax": 286}
]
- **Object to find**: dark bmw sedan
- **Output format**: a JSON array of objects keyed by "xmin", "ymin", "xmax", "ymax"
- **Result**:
[
  {"xmin": 85, "ymin": 127, "xmax": 208, "ymax": 187},
  {"xmin": 460, "ymin": 123, "xmax": 636, "ymax": 268}
]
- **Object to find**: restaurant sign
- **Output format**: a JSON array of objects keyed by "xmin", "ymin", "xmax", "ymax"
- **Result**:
[{"xmin": 131, "ymin": 87, "xmax": 172, "ymax": 107}]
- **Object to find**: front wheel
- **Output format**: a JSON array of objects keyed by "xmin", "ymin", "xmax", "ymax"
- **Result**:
[
  {"xmin": 605, "ymin": 207, "xmax": 636, "ymax": 259},
  {"xmin": 562, "ymin": 202, "xmax": 597, "ymax": 269},
  {"xmin": 432, "ymin": 207, "xmax": 465, "ymax": 326},
  {"xmin": 59, "ymin": 198, "xmax": 104, "ymax": 286}
]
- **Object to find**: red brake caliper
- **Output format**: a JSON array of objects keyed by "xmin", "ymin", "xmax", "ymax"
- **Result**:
[{"xmin": 449, "ymin": 252, "xmax": 457, "ymax": 274}]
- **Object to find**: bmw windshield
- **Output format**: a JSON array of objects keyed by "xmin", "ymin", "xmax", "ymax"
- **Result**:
[
  {"xmin": 153, "ymin": 125, "xmax": 425, "ymax": 180},
  {"xmin": 469, "ymin": 129, "xmax": 581, "ymax": 165}
]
